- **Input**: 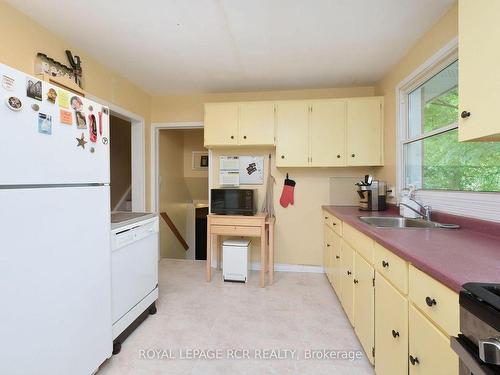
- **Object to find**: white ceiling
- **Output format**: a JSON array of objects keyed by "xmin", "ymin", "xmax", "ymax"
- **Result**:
[{"xmin": 8, "ymin": 0, "xmax": 455, "ymax": 94}]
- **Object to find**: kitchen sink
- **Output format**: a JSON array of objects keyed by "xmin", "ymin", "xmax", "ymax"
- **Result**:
[{"xmin": 358, "ymin": 216, "xmax": 459, "ymax": 229}]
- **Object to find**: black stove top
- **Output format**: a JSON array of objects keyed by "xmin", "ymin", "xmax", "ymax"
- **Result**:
[{"xmin": 461, "ymin": 282, "xmax": 500, "ymax": 332}]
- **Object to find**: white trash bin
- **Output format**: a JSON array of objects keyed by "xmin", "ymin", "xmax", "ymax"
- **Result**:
[{"xmin": 222, "ymin": 239, "xmax": 251, "ymax": 282}]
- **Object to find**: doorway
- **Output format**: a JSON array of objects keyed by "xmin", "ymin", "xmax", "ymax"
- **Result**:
[
  {"xmin": 155, "ymin": 126, "xmax": 208, "ymax": 260},
  {"xmin": 110, "ymin": 115, "xmax": 132, "ymax": 211}
]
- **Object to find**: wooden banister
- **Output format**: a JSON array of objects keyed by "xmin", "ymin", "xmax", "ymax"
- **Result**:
[{"xmin": 160, "ymin": 212, "xmax": 189, "ymax": 251}]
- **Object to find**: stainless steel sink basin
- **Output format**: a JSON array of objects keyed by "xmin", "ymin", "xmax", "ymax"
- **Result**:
[{"xmin": 358, "ymin": 216, "xmax": 459, "ymax": 229}]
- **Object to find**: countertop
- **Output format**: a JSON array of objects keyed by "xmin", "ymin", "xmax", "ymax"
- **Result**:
[
  {"xmin": 111, "ymin": 211, "xmax": 157, "ymax": 230},
  {"xmin": 322, "ymin": 205, "xmax": 500, "ymax": 292}
]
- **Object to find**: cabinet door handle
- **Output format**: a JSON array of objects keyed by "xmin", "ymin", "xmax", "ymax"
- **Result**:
[
  {"xmin": 243, "ymin": 135, "xmax": 247, "ymax": 139},
  {"xmin": 425, "ymin": 296, "xmax": 437, "ymax": 307},
  {"xmin": 347, "ymin": 271, "xmax": 352, "ymax": 276},
  {"xmin": 326, "ymin": 244, "xmax": 330, "ymax": 247},
  {"xmin": 351, "ymin": 153, "xmax": 355, "ymax": 158},
  {"xmin": 391, "ymin": 329, "xmax": 400, "ymax": 338},
  {"xmin": 230, "ymin": 135, "xmax": 234, "ymax": 139},
  {"xmin": 335, "ymin": 255, "xmax": 340, "ymax": 259},
  {"xmin": 353, "ymin": 279, "xmax": 359, "ymax": 284},
  {"xmin": 337, "ymin": 154, "xmax": 341, "ymax": 158},
  {"xmin": 461, "ymin": 110, "xmax": 471, "ymax": 119},
  {"xmin": 332, "ymin": 222, "xmax": 336, "ymax": 226},
  {"xmin": 324, "ymin": 216, "xmax": 328, "ymax": 219},
  {"xmin": 281, "ymin": 155, "xmax": 285, "ymax": 159},
  {"xmin": 409, "ymin": 355, "xmax": 419, "ymax": 365},
  {"xmin": 382, "ymin": 260, "xmax": 389, "ymax": 268}
]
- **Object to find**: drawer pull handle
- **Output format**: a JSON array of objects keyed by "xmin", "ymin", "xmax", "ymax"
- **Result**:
[
  {"xmin": 230, "ymin": 135, "xmax": 234, "ymax": 139},
  {"xmin": 391, "ymin": 329, "xmax": 400, "ymax": 338},
  {"xmin": 326, "ymin": 244, "xmax": 331, "ymax": 247},
  {"xmin": 409, "ymin": 355, "xmax": 419, "ymax": 365},
  {"xmin": 337, "ymin": 154, "xmax": 341, "ymax": 158},
  {"xmin": 353, "ymin": 279, "xmax": 359, "ymax": 284},
  {"xmin": 243, "ymin": 135, "xmax": 247, "ymax": 139},
  {"xmin": 382, "ymin": 260, "xmax": 389, "ymax": 268},
  {"xmin": 351, "ymin": 153, "xmax": 355, "ymax": 157},
  {"xmin": 324, "ymin": 216, "xmax": 328, "ymax": 219},
  {"xmin": 332, "ymin": 222, "xmax": 336, "ymax": 226},
  {"xmin": 425, "ymin": 296, "xmax": 437, "ymax": 307},
  {"xmin": 347, "ymin": 271, "xmax": 352, "ymax": 276},
  {"xmin": 335, "ymin": 255, "xmax": 340, "ymax": 260}
]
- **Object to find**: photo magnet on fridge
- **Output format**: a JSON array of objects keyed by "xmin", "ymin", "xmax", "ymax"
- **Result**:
[
  {"xmin": 57, "ymin": 89, "xmax": 69, "ymax": 108},
  {"xmin": 47, "ymin": 88, "xmax": 57, "ymax": 103},
  {"xmin": 38, "ymin": 113, "xmax": 52, "ymax": 135},
  {"xmin": 59, "ymin": 109, "xmax": 73, "ymax": 125},
  {"xmin": 70, "ymin": 96, "xmax": 83, "ymax": 112},
  {"xmin": 5, "ymin": 96, "xmax": 22, "ymax": 111},
  {"xmin": 76, "ymin": 111, "xmax": 87, "ymax": 129},
  {"xmin": 26, "ymin": 77, "xmax": 42, "ymax": 101}
]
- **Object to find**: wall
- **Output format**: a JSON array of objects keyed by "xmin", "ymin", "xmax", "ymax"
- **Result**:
[
  {"xmin": 110, "ymin": 115, "xmax": 132, "ymax": 209},
  {"xmin": 374, "ymin": 2, "xmax": 458, "ymax": 193},
  {"xmin": 183, "ymin": 129, "xmax": 208, "ymax": 202},
  {"xmin": 152, "ymin": 87, "xmax": 376, "ymax": 266},
  {"xmin": 0, "ymin": 2, "xmax": 152, "ymax": 207}
]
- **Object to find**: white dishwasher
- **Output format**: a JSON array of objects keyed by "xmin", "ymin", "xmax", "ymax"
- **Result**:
[{"xmin": 110, "ymin": 212, "xmax": 159, "ymax": 355}]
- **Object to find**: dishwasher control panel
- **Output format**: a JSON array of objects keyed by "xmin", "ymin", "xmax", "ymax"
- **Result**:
[{"xmin": 111, "ymin": 217, "xmax": 159, "ymax": 251}]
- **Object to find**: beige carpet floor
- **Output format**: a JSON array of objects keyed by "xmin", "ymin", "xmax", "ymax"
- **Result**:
[{"xmin": 97, "ymin": 259, "xmax": 374, "ymax": 375}]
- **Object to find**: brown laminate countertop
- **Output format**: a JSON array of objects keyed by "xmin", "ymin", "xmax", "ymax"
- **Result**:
[{"xmin": 322, "ymin": 205, "xmax": 500, "ymax": 293}]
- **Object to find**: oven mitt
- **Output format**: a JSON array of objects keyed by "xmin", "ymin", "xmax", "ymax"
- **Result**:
[{"xmin": 279, "ymin": 176, "xmax": 296, "ymax": 208}]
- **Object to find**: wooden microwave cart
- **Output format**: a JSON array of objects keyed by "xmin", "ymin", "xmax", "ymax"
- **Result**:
[{"xmin": 206, "ymin": 213, "xmax": 275, "ymax": 287}]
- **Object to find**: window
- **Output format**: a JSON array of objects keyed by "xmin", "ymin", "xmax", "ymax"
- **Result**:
[{"xmin": 402, "ymin": 60, "xmax": 500, "ymax": 192}]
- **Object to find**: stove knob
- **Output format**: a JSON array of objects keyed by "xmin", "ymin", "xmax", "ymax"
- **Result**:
[{"xmin": 479, "ymin": 337, "xmax": 500, "ymax": 365}]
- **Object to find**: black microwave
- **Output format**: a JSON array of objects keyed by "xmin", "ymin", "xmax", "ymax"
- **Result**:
[{"xmin": 210, "ymin": 189, "xmax": 257, "ymax": 216}]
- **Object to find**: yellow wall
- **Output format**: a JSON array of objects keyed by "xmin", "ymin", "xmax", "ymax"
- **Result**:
[
  {"xmin": 151, "ymin": 88, "xmax": 375, "ymax": 266},
  {"xmin": 374, "ymin": 3, "xmax": 458, "ymax": 192},
  {"xmin": 109, "ymin": 115, "xmax": 132, "ymax": 209},
  {"xmin": 0, "ymin": 2, "xmax": 152, "ymax": 207}
]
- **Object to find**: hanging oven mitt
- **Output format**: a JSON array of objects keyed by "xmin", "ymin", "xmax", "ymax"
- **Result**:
[{"xmin": 279, "ymin": 174, "xmax": 296, "ymax": 208}]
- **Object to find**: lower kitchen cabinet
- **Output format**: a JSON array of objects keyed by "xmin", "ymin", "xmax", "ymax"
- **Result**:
[
  {"xmin": 408, "ymin": 304, "xmax": 458, "ymax": 375},
  {"xmin": 341, "ymin": 241, "xmax": 355, "ymax": 326},
  {"xmin": 354, "ymin": 252, "xmax": 375, "ymax": 364},
  {"xmin": 375, "ymin": 272, "xmax": 408, "ymax": 375}
]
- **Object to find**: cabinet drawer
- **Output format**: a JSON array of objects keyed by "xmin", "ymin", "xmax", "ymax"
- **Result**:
[
  {"xmin": 409, "ymin": 265, "xmax": 459, "ymax": 336},
  {"xmin": 343, "ymin": 223, "xmax": 374, "ymax": 264},
  {"xmin": 322, "ymin": 211, "xmax": 333, "ymax": 228},
  {"xmin": 210, "ymin": 225, "xmax": 261, "ymax": 237},
  {"xmin": 210, "ymin": 216, "xmax": 262, "ymax": 227},
  {"xmin": 330, "ymin": 215, "xmax": 342, "ymax": 236},
  {"xmin": 375, "ymin": 243, "xmax": 408, "ymax": 294}
]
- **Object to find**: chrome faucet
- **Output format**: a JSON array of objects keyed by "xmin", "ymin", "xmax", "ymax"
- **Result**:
[{"xmin": 399, "ymin": 197, "xmax": 432, "ymax": 221}]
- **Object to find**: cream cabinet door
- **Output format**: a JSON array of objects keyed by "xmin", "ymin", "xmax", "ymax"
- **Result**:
[
  {"xmin": 275, "ymin": 101, "xmax": 310, "ymax": 167},
  {"xmin": 309, "ymin": 100, "xmax": 346, "ymax": 166},
  {"xmin": 459, "ymin": 0, "xmax": 500, "ymax": 141},
  {"xmin": 354, "ymin": 252, "xmax": 375, "ymax": 364},
  {"xmin": 341, "ymin": 241, "xmax": 355, "ymax": 326},
  {"xmin": 204, "ymin": 103, "xmax": 239, "ymax": 146},
  {"xmin": 346, "ymin": 97, "xmax": 383, "ymax": 166},
  {"xmin": 238, "ymin": 102, "xmax": 275, "ymax": 145},
  {"xmin": 331, "ymin": 230, "xmax": 342, "ymax": 297},
  {"xmin": 409, "ymin": 304, "xmax": 458, "ymax": 375},
  {"xmin": 375, "ymin": 273, "xmax": 409, "ymax": 375}
]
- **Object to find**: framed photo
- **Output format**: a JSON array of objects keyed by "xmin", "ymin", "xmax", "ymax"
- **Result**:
[{"xmin": 192, "ymin": 151, "xmax": 209, "ymax": 170}]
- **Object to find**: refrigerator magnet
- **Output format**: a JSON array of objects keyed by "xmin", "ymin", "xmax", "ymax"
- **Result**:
[
  {"xmin": 76, "ymin": 111, "xmax": 87, "ymax": 129},
  {"xmin": 102, "ymin": 137, "xmax": 108, "ymax": 145},
  {"xmin": 38, "ymin": 113, "xmax": 52, "ymax": 135},
  {"xmin": 90, "ymin": 146, "xmax": 95, "ymax": 153},
  {"xmin": 102, "ymin": 107, "xmax": 109, "ymax": 115},
  {"xmin": 47, "ymin": 88, "xmax": 57, "ymax": 103},
  {"xmin": 98, "ymin": 112, "xmax": 103, "ymax": 135},
  {"xmin": 26, "ymin": 77, "xmax": 42, "ymax": 101},
  {"xmin": 70, "ymin": 96, "xmax": 83, "ymax": 112},
  {"xmin": 5, "ymin": 96, "xmax": 22, "ymax": 111},
  {"xmin": 88, "ymin": 114, "xmax": 97, "ymax": 142},
  {"xmin": 59, "ymin": 109, "xmax": 73, "ymax": 125},
  {"xmin": 2, "ymin": 75, "xmax": 15, "ymax": 91},
  {"xmin": 57, "ymin": 89, "xmax": 70, "ymax": 109},
  {"xmin": 31, "ymin": 103, "xmax": 40, "ymax": 111},
  {"xmin": 76, "ymin": 133, "xmax": 87, "ymax": 149},
  {"xmin": 88, "ymin": 105, "xmax": 93, "ymax": 112}
]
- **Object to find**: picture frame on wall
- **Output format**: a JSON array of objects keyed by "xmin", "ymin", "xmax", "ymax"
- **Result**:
[{"xmin": 192, "ymin": 151, "xmax": 209, "ymax": 170}]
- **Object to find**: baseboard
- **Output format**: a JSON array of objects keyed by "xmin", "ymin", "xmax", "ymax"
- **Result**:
[{"xmin": 209, "ymin": 259, "xmax": 324, "ymax": 274}]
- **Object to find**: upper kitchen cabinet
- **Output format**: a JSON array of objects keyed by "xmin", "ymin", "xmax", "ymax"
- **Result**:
[
  {"xmin": 275, "ymin": 101, "xmax": 310, "ymax": 167},
  {"xmin": 458, "ymin": 0, "xmax": 500, "ymax": 141},
  {"xmin": 309, "ymin": 99, "xmax": 346, "ymax": 166},
  {"xmin": 204, "ymin": 102, "xmax": 275, "ymax": 147},
  {"xmin": 238, "ymin": 102, "xmax": 275, "ymax": 145},
  {"xmin": 346, "ymin": 97, "xmax": 384, "ymax": 166},
  {"xmin": 204, "ymin": 103, "xmax": 239, "ymax": 146}
]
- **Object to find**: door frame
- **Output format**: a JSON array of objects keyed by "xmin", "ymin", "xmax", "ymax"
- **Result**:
[
  {"xmin": 150, "ymin": 122, "xmax": 205, "ymax": 213},
  {"xmin": 86, "ymin": 94, "xmax": 146, "ymax": 212}
]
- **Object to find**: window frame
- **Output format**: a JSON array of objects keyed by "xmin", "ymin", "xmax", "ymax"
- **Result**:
[{"xmin": 396, "ymin": 37, "xmax": 500, "ymax": 222}]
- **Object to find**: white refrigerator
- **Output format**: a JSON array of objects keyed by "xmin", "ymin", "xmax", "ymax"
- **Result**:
[{"xmin": 0, "ymin": 64, "xmax": 112, "ymax": 375}]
